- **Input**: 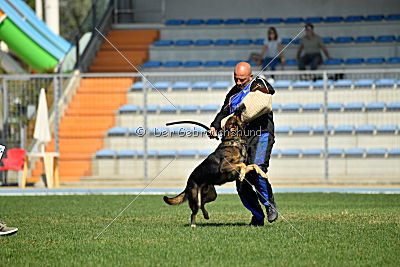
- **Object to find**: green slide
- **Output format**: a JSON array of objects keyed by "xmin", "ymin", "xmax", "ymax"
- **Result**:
[{"xmin": 0, "ymin": 15, "xmax": 58, "ymax": 72}]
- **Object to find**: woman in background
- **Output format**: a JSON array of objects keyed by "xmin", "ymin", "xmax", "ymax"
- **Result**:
[{"xmin": 258, "ymin": 27, "xmax": 284, "ymax": 71}]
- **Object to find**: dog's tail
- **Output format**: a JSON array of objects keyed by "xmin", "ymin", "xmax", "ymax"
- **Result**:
[{"xmin": 163, "ymin": 190, "xmax": 187, "ymax": 205}]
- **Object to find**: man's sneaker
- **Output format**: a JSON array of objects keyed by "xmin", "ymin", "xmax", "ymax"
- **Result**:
[
  {"xmin": 0, "ymin": 221, "xmax": 18, "ymax": 236},
  {"xmin": 249, "ymin": 216, "xmax": 264, "ymax": 226},
  {"xmin": 266, "ymin": 202, "xmax": 278, "ymax": 223}
]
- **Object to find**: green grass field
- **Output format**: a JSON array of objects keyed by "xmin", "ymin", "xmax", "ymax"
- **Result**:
[{"xmin": 1, "ymin": 193, "xmax": 399, "ymax": 266}]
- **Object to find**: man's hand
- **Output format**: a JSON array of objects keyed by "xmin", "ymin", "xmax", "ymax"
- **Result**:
[{"xmin": 208, "ymin": 127, "xmax": 218, "ymax": 139}]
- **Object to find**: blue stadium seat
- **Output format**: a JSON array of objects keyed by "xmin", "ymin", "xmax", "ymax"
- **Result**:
[
  {"xmin": 324, "ymin": 16, "xmax": 342, "ymax": 23},
  {"xmin": 170, "ymin": 127, "xmax": 189, "ymax": 135},
  {"xmin": 182, "ymin": 61, "xmax": 202, "ymax": 67},
  {"xmin": 345, "ymin": 148, "xmax": 366, "ymax": 157},
  {"xmin": 211, "ymin": 81, "xmax": 232, "ymax": 89},
  {"xmin": 334, "ymin": 37, "xmax": 353, "ymax": 43},
  {"xmin": 354, "ymin": 36, "xmax": 374, "ymax": 43},
  {"xmin": 96, "ymin": 149, "xmax": 116, "ymax": 158},
  {"xmin": 303, "ymin": 103, "xmax": 322, "ymax": 111},
  {"xmin": 322, "ymin": 37, "xmax": 333, "ymax": 44},
  {"xmin": 178, "ymin": 150, "xmax": 198, "ymax": 157},
  {"xmin": 185, "ymin": 19, "xmax": 204, "ymax": 25},
  {"xmin": 131, "ymin": 82, "xmax": 143, "ymax": 90},
  {"xmin": 171, "ymin": 81, "xmax": 191, "ymax": 90},
  {"xmin": 327, "ymin": 103, "xmax": 343, "ymax": 111},
  {"xmin": 292, "ymin": 80, "xmax": 312, "ymax": 88},
  {"xmin": 273, "ymin": 80, "xmax": 291, "ymax": 88},
  {"xmin": 313, "ymin": 125, "xmax": 333, "ymax": 134},
  {"xmin": 344, "ymin": 58, "xmax": 363, "ymax": 65},
  {"xmin": 214, "ymin": 39, "xmax": 233, "ymax": 46},
  {"xmin": 160, "ymin": 105, "xmax": 178, "ymax": 113},
  {"xmin": 244, "ymin": 18, "xmax": 263, "ymax": 24},
  {"xmin": 387, "ymin": 102, "xmax": 400, "ymax": 110},
  {"xmin": 233, "ymin": 39, "xmax": 252, "ymax": 45},
  {"xmin": 174, "ymin": 40, "xmax": 193, "ymax": 46},
  {"xmin": 282, "ymin": 103, "xmax": 301, "ymax": 111},
  {"xmin": 386, "ymin": 57, "xmax": 400, "ymax": 64},
  {"xmin": 119, "ymin": 104, "xmax": 142, "ymax": 113},
  {"xmin": 201, "ymin": 104, "xmax": 220, "ymax": 112},
  {"xmin": 158, "ymin": 150, "xmax": 178, "ymax": 157},
  {"xmin": 223, "ymin": 60, "xmax": 241, "ymax": 67},
  {"xmin": 264, "ymin": 18, "xmax": 282, "ymax": 24},
  {"xmin": 328, "ymin": 148, "xmax": 344, "ymax": 156},
  {"xmin": 304, "ymin": 17, "xmax": 323, "ymax": 23},
  {"xmin": 108, "ymin": 126, "xmax": 128, "ymax": 136},
  {"xmin": 356, "ymin": 125, "xmax": 376, "ymax": 133},
  {"xmin": 377, "ymin": 125, "xmax": 397, "ymax": 133},
  {"xmin": 153, "ymin": 40, "xmax": 173, "ymax": 46},
  {"xmin": 275, "ymin": 126, "xmax": 291, "ymax": 134},
  {"xmin": 146, "ymin": 104, "xmax": 160, "ymax": 112},
  {"xmin": 292, "ymin": 125, "xmax": 312, "ymax": 134},
  {"xmin": 141, "ymin": 61, "xmax": 162, "ymax": 68},
  {"xmin": 324, "ymin": 58, "xmax": 343, "ymax": 65},
  {"xmin": 388, "ymin": 148, "xmax": 400, "ymax": 156},
  {"xmin": 199, "ymin": 149, "xmax": 213, "ymax": 157},
  {"xmin": 354, "ymin": 79, "xmax": 374, "ymax": 87},
  {"xmin": 303, "ymin": 148, "xmax": 323, "ymax": 156},
  {"xmin": 335, "ymin": 125, "xmax": 354, "ymax": 133},
  {"xmin": 271, "ymin": 149, "xmax": 281, "ymax": 157},
  {"xmin": 204, "ymin": 61, "xmax": 223, "ymax": 67},
  {"xmin": 344, "ymin": 102, "xmax": 364, "ymax": 111},
  {"xmin": 283, "ymin": 17, "xmax": 302, "ymax": 23},
  {"xmin": 254, "ymin": 38, "xmax": 264, "ymax": 45},
  {"xmin": 205, "ymin": 19, "xmax": 223, "ymax": 25},
  {"xmin": 366, "ymin": 148, "xmax": 387, "ymax": 157},
  {"xmin": 344, "ymin": 15, "xmax": 363, "ymax": 22},
  {"xmin": 313, "ymin": 79, "xmax": 333, "ymax": 88},
  {"xmin": 293, "ymin": 39, "xmax": 301, "ymax": 44},
  {"xmin": 333, "ymin": 79, "xmax": 353, "ymax": 87},
  {"xmin": 364, "ymin": 15, "xmax": 383, "ymax": 21},
  {"xmin": 117, "ymin": 150, "xmax": 137, "ymax": 158},
  {"xmin": 192, "ymin": 81, "xmax": 211, "ymax": 90},
  {"xmin": 137, "ymin": 150, "xmax": 158, "ymax": 157},
  {"xmin": 375, "ymin": 35, "xmax": 395, "ymax": 42},
  {"xmin": 163, "ymin": 61, "xmax": 182, "ymax": 67},
  {"xmin": 165, "ymin": 19, "xmax": 184, "ymax": 26},
  {"xmin": 272, "ymin": 103, "xmax": 281, "ymax": 111},
  {"xmin": 365, "ymin": 102, "xmax": 385, "ymax": 110},
  {"xmin": 365, "ymin": 57, "xmax": 384, "ymax": 64},
  {"xmin": 285, "ymin": 59, "xmax": 298, "ymax": 66},
  {"xmin": 153, "ymin": 81, "xmax": 171, "ymax": 90},
  {"xmin": 281, "ymin": 38, "xmax": 291, "ymax": 44},
  {"xmin": 194, "ymin": 39, "xmax": 213, "ymax": 46},
  {"xmin": 385, "ymin": 14, "xmax": 400, "ymax": 21},
  {"xmin": 282, "ymin": 149, "xmax": 301, "ymax": 157},
  {"xmin": 181, "ymin": 105, "xmax": 199, "ymax": 112},
  {"xmin": 224, "ymin": 18, "xmax": 243, "ymax": 25},
  {"xmin": 376, "ymin": 79, "xmax": 396, "ymax": 87}
]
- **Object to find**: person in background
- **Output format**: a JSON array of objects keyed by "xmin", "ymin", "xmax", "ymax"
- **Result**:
[
  {"xmin": 258, "ymin": 27, "xmax": 285, "ymax": 71},
  {"xmin": 297, "ymin": 23, "xmax": 332, "ymax": 79}
]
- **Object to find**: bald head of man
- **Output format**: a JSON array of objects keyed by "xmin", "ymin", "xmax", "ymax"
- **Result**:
[{"xmin": 234, "ymin": 61, "xmax": 253, "ymax": 90}]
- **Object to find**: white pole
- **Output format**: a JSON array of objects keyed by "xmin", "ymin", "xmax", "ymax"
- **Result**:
[
  {"xmin": 45, "ymin": 0, "xmax": 60, "ymax": 35},
  {"xmin": 35, "ymin": 0, "xmax": 43, "ymax": 20}
]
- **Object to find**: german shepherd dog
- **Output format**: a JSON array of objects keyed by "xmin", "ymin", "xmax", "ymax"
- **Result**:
[{"xmin": 163, "ymin": 108, "xmax": 268, "ymax": 227}]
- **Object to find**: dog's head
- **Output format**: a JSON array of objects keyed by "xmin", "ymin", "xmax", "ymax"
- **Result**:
[{"xmin": 222, "ymin": 106, "xmax": 245, "ymax": 140}]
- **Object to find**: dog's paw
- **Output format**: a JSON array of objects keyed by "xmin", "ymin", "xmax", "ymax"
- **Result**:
[
  {"xmin": 203, "ymin": 213, "xmax": 210, "ymax": 220},
  {"xmin": 191, "ymin": 224, "xmax": 196, "ymax": 228}
]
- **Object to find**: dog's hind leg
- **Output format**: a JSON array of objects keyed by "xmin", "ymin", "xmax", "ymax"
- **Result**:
[
  {"xmin": 201, "ymin": 185, "xmax": 217, "ymax": 220},
  {"xmin": 189, "ymin": 185, "xmax": 200, "ymax": 227}
]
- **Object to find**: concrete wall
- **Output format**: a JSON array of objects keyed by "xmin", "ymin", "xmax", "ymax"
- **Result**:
[{"xmin": 164, "ymin": 0, "xmax": 400, "ymax": 20}]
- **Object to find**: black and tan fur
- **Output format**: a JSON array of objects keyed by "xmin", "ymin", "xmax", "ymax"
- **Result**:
[{"xmin": 163, "ymin": 108, "xmax": 268, "ymax": 227}]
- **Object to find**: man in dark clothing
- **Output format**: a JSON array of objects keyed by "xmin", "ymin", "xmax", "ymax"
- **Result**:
[{"xmin": 209, "ymin": 62, "xmax": 278, "ymax": 226}]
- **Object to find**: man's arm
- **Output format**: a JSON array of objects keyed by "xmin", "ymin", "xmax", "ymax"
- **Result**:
[
  {"xmin": 296, "ymin": 44, "xmax": 303, "ymax": 60},
  {"xmin": 321, "ymin": 45, "xmax": 332, "ymax": 59}
]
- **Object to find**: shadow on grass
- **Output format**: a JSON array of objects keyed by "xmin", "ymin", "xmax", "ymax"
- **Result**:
[{"xmin": 184, "ymin": 222, "xmax": 247, "ymax": 227}]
